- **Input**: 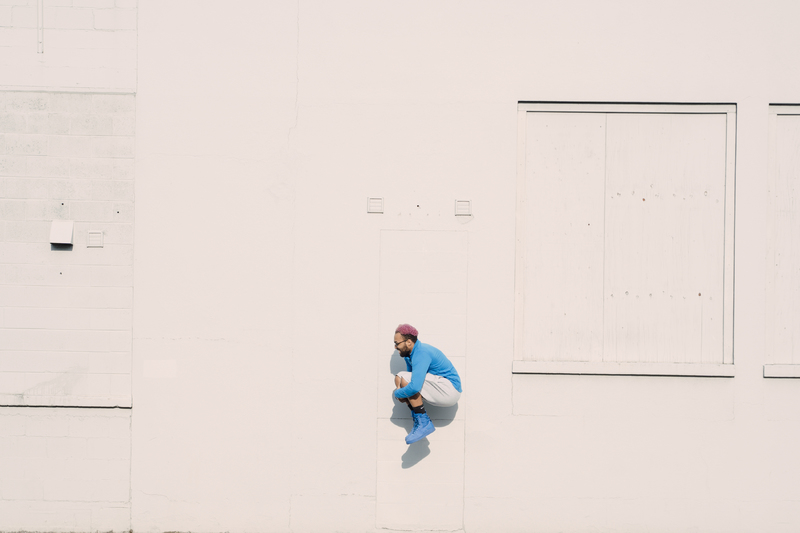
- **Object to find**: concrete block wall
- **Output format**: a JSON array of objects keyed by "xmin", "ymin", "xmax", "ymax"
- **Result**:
[
  {"xmin": 5, "ymin": 1, "xmax": 800, "ymax": 532},
  {"xmin": 0, "ymin": 90, "xmax": 134, "ymax": 407},
  {"xmin": 0, "ymin": 407, "xmax": 130, "ymax": 531},
  {"xmin": 0, "ymin": 1, "xmax": 137, "ymax": 90}
]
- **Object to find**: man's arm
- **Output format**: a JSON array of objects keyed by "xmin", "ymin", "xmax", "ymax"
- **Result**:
[{"xmin": 394, "ymin": 352, "xmax": 431, "ymax": 399}]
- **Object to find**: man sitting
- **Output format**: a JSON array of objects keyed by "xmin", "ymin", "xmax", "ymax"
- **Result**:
[{"xmin": 393, "ymin": 324, "xmax": 462, "ymax": 444}]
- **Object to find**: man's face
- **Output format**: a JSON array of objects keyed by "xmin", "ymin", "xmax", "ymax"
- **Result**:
[{"xmin": 393, "ymin": 333, "xmax": 413, "ymax": 357}]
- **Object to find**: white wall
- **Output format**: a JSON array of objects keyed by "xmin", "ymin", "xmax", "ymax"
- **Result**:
[{"xmin": 3, "ymin": 1, "xmax": 800, "ymax": 532}]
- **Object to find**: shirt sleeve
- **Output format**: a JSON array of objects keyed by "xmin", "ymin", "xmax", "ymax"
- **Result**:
[{"xmin": 394, "ymin": 351, "xmax": 431, "ymax": 399}]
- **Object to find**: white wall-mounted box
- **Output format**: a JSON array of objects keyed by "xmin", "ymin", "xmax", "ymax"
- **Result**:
[
  {"xmin": 87, "ymin": 230, "xmax": 104, "ymax": 248},
  {"xmin": 367, "ymin": 197, "xmax": 384, "ymax": 213},
  {"xmin": 455, "ymin": 200, "xmax": 472, "ymax": 216},
  {"xmin": 49, "ymin": 220, "xmax": 74, "ymax": 245}
]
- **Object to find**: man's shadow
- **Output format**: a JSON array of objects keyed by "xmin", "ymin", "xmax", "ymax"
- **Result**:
[{"xmin": 389, "ymin": 350, "xmax": 459, "ymax": 468}]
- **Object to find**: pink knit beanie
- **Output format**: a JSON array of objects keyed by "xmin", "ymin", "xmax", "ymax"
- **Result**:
[{"xmin": 395, "ymin": 324, "xmax": 418, "ymax": 337}]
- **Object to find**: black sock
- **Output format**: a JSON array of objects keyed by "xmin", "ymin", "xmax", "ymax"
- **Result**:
[{"xmin": 411, "ymin": 405, "xmax": 426, "ymax": 415}]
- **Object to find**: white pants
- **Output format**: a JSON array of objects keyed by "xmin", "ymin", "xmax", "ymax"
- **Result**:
[{"xmin": 396, "ymin": 371, "xmax": 461, "ymax": 407}]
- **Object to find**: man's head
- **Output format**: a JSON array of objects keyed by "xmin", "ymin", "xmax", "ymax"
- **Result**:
[{"xmin": 394, "ymin": 323, "xmax": 418, "ymax": 357}]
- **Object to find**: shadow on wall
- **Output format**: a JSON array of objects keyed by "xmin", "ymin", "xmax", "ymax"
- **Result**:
[{"xmin": 388, "ymin": 350, "xmax": 459, "ymax": 468}]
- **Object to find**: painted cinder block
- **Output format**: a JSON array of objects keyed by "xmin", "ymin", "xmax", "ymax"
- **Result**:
[
  {"xmin": 0, "ymin": 113, "xmax": 26, "ymax": 133},
  {"xmin": 85, "ymin": 478, "xmax": 129, "ymax": 502},
  {"xmin": 25, "ymin": 416, "xmax": 70, "ymax": 437},
  {"xmin": 88, "ymin": 179, "xmax": 133, "ymax": 201},
  {"xmin": 90, "ymin": 308, "xmax": 132, "ymax": 330},
  {"xmin": 27, "ymin": 156, "xmax": 72, "ymax": 177},
  {"xmin": 44, "ymin": 7, "xmax": 94, "ymax": 30},
  {"xmin": 86, "ymin": 436, "xmax": 129, "ymax": 460},
  {"xmin": 10, "ymin": 6, "xmax": 35, "ymax": 28},
  {"xmin": 0, "ymin": 7, "xmax": 11, "ymax": 27},
  {"xmin": 4, "ymin": 134, "xmax": 48, "ymax": 155},
  {"xmin": 49, "ymin": 93, "xmax": 93, "ymax": 115},
  {"xmin": 41, "ymin": 477, "xmax": 91, "ymax": 502},
  {"xmin": 44, "ymin": 0, "xmax": 75, "ymax": 7},
  {"xmin": 68, "ymin": 416, "xmax": 110, "ymax": 438},
  {"xmin": 6, "ymin": 93, "xmax": 48, "ymax": 112},
  {"xmin": 8, "ymin": 435, "xmax": 48, "ymax": 457},
  {"xmin": 70, "ymin": 200, "xmax": 113, "ymax": 221},
  {"xmin": 107, "ymin": 416, "xmax": 128, "ymax": 439},
  {"xmin": 69, "ymin": 157, "xmax": 114, "ymax": 178},
  {"xmin": 45, "ymin": 436, "xmax": 88, "ymax": 459},
  {"xmin": 70, "ymin": 114, "xmax": 114, "ymax": 136},
  {"xmin": 0, "ymin": 353, "xmax": 129, "ymax": 377},
  {"xmin": 0, "ymin": 352, "xmax": 86, "ymax": 374},
  {"xmin": 111, "ymin": 201, "xmax": 133, "ymax": 221},
  {"xmin": 88, "ymin": 353, "xmax": 129, "ymax": 375},
  {"xmin": 92, "ymin": 94, "xmax": 135, "ymax": 114},
  {"xmin": 0, "ymin": 200, "xmax": 24, "ymax": 220},
  {"xmin": 25, "ymin": 113, "xmax": 71, "ymax": 135},
  {"xmin": 0, "ymin": 329, "xmax": 132, "ymax": 352},
  {"xmin": 4, "ymin": 178, "xmax": 49, "ymax": 199},
  {"xmin": 0, "ymin": 155, "xmax": 26, "ymax": 175},
  {"xmin": 46, "ymin": 27, "xmax": 136, "ymax": 50},
  {"xmin": 4, "ymin": 307, "xmax": 90, "ymax": 329},
  {"xmin": 0, "ymin": 28, "xmax": 29, "ymax": 49},
  {"xmin": 74, "ymin": 0, "xmax": 116, "ymax": 8},
  {"xmin": 111, "ymin": 158, "xmax": 133, "ymax": 179},
  {"xmin": 1, "ymin": 478, "xmax": 44, "ymax": 500},
  {"xmin": 24, "ymin": 199, "xmax": 69, "ymax": 220},
  {"xmin": 0, "ymin": 241, "xmax": 134, "ymax": 266},
  {"xmin": 0, "ymin": 413, "xmax": 26, "ymax": 436},
  {"xmin": 90, "ymin": 265, "xmax": 133, "ymax": 286},
  {"xmin": 3, "ymin": 306, "xmax": 130, "ymax": 329},
  {"xmin": 12, "ymin": 262, "xmax": 80, "ymax": 287},
  {"xmin": 0, "ymin": 501, "xmax": 97, "ymax": 531},
  {"xmin": 92, "ymin": 136, "xmax": 134, "ymax": 157},
  {"xmin": 93, "ymin": 7, "xmax": 137, "ymax": 30},
  {"xmin": 49, "ymin": 178, "xmax": 94, "ymax": 200},
  {"xmin": 0, "ymin": 285, "xmax": 133, "ymax": 308},
  {"xmin": 112, "ymin": 114, "xmax": 135, "ymax": 135},
  {"xmin": 48, "ymin": 135, "xmax": 94, "ymax": 158},
  {"xmin": 0, "ymin": 456, "xmax": 26, "ymax": 486}
]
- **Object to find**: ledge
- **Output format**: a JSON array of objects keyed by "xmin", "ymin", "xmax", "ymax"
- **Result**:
[
  {"xmin": 763, "ymin": 364, "xmax": 800, "ymax": 378},
  {"xmin": 0, "ymin": 395, "xmax": 132, "ymax": 408},
  {"xmin": 512, "ymin": 360, "xmax": 735, "ymax": 378}
]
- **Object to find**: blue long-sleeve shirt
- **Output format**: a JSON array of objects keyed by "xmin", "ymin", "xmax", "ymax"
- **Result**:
[{"xmin": 394, "ymin": 341, "xmax": 462, "ymax": 399}]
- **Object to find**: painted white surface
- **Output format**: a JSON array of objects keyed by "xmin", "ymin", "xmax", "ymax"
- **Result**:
[
  {"xmin": 0, "ymin": 91, "xmax": 134, "ymax": 408},
  {"xmin": 1, "ymin": 1, "xmax": 800, "ymax": 532},
  {"xmin": 377, "ymin": 230, "xmax": 467, "ymax": 531}
]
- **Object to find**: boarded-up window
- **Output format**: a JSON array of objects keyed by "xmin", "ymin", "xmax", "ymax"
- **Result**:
[
  {"xmin": 766, "ymin": 105, "xmax": 800, "ymax": 378},
  {"xmin": 513, "ymin": 103, "xmax": 735, "ymax": 377}
]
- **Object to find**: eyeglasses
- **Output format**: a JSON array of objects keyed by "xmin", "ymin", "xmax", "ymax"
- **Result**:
[{"xmin": 394, "ymin": 340, "xmax": 407, "ymax": 347}]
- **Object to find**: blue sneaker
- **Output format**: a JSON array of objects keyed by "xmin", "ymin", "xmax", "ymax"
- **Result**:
[{"xmin": 405, "ymin": 412, "xmax": 435, "ymax": 444}]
